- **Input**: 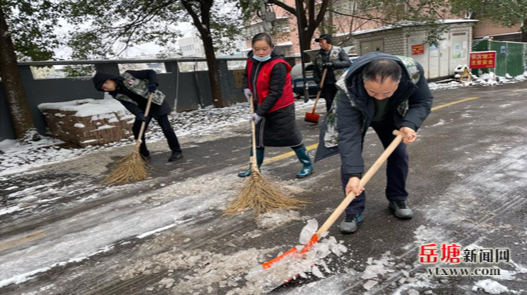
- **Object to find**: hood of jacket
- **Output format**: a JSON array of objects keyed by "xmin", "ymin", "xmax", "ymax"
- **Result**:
[{"xmin": 92, "ymin": 72, "xmax": 124, "ymax": 91}]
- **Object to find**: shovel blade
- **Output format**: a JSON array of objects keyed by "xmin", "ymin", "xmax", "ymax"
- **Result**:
[{"xmin": 304, "ymin": 111, "xmax": 320, "ymax": 124}]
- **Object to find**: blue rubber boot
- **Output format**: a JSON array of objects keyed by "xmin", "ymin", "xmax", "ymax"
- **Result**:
[
  {"xmin": 293, "ymin": 145, "xmax": 314, "ymax": 178},
  {"xmin": 238, "ymin": 148, "xmax": 265, "ymax": 177}
]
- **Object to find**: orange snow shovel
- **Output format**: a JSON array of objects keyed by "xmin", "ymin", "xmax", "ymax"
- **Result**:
[
  {"xmin": 304, "ymin": 68, "xmax": 328, "ymax": 124},
  {"xmin": 259, "ymin": 130, "xmax": 406, "ymax": 275}
]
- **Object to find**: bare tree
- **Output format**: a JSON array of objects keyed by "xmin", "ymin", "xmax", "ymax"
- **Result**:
[
  {"xmin": 0, "ymin": 6, "xmax": 39, "ymax": 141},
  {"xmin": 65, "ymin": 0, "xmax": 243, "ymax": 108},
  {"xmin": 0, "ymin": 0, "xmax": 65, "ymax": 142}
]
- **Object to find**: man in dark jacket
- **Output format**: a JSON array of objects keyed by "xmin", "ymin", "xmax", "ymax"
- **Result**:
[
  {"xmin": 315, "ymin": 52, "xmax": 433, "ymax": 234},
  {"xmin": 313, "ymin": 34, "xmax": 352, "ymax": 112},
  {"xmin": 92, "ymin": 70, "xmax": 183, "ymax": 162}
]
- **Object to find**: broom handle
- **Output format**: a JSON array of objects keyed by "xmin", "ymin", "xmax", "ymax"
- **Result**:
[
  {"xmin": 315, "ymin": 130, "xmax": 406, "ymax": 237},
  {"xmin": 249, "ymin": 96, "xmax": 259, "ymax": 173},
  {"xmin": 311, "ymin": 68, "xmax": 328, "ymax": 113},
  {"xmin": 135, "ymin": 93, "xmax": 154, "ymax": 150}
]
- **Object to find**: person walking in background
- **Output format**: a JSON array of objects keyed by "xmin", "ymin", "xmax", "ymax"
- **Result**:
[
  {"xmin": 92, "ymin": 69, "xmax": 183, "ymax": 162},
  {"xmin": 316, "ymin": 52, "xmax": 433, "ymax": 234},
  {"xmin": 313, "ymin": 34, "xmax": 352, "ymax": 112},
  {"xmin": 239, "ymin": 32, "xmax": 314, "ymax": 179}
]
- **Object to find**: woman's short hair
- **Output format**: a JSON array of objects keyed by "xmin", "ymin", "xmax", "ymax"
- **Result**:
[
  {"xmin": 252, "ymin": 33, "xmax": 274, "ymax": 47},
  {"xmin": 362, "ymin": 59, "xmax": 402, "ymax": 83}
]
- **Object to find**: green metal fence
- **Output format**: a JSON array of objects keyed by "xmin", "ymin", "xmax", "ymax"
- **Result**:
[{"xmin": 472, "ymin": 39, "xmax": 527, "ymax": 77}]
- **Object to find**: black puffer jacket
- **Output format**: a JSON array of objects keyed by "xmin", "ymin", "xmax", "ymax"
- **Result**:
[{"xmin": 92, "ymin": 70, "xmax": 171, "ymax": 119}]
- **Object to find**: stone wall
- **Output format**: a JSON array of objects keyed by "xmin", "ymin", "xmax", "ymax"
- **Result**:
[{"xmin": 39, "ymin": 99, "xmax": 135, "ymax": 148}]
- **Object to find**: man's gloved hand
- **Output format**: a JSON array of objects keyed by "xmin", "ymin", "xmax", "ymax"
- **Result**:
[
  {"xmin": 249, "ymin": 113, "xmax": 262, "ymax": 124},
  {"xmin": 148, "ymin": 84, "xmax": 157, "ymax": 93},
  {"xmin": 316, "ymin": 85, "xmax": 323, "ymax": 91},
  {"xmin": 243, "ymin": 88, "xmax": 252, "ymax": 101},
  {"xmin": 137, "ymin": 113, "xmax": 151, "ymax": 124},
  {"xmin": 323, "ymin": 62, "xmax": 333, "ymax": 68}
]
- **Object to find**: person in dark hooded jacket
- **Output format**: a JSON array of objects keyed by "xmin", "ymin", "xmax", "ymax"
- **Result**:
[
  {"xmin": 92, "ymin": 70, "xmax": 183, "ymax": 162},
  {"xmin": 238, "ymin": 32, "xmax": 314, "ymax": 179},
  {"xmin": 315, "ymin": 52, "xmax": 433, "ymax": 234}
]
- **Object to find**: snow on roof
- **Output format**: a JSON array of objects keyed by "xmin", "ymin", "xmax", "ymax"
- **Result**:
[
  {"xmin": 38, "ymin": 96, "xmax": 127, "ymax": 117},
  {"xmin": 334, "ymin": 32, "xmax": 350, "ymax": 37},
  {"xmin": 352, "ymin": 19, "xmax": 479, "ymax": 36},
  {"xmin": 276, "ymin": 41, "xmax": 293, "ymax": 46}
]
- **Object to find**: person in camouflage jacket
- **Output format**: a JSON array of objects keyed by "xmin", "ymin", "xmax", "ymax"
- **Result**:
[{"xmin": 313, "ymin": 34, "xmax": 352, "ymax": 112}]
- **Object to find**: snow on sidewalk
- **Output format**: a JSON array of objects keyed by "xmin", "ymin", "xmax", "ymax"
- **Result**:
[{"xmin": 0, "ymin": 103, "xmax": 252, "ymax": 176}]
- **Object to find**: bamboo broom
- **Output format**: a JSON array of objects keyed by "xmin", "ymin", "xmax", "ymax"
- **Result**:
[
  {"xmin": 103, "ymin": 93, "xmax": 154, "ymax": 185},
  {"xmin": 224, "ymin": 97, "xmax": 305, "ymax": 215}
]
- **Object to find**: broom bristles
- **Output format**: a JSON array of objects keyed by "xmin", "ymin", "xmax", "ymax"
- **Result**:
[
  {"xmin": 224, "ymin": 170, "xmax": 305, "ymax": 215},
  {"xmin": 103, "ymin": 150, "xmax": 150, "ymax": 185}
]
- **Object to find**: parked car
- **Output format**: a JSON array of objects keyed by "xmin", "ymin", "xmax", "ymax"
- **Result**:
[
  {"xmin": 291, "ymin": 62, "xmax": 318, "ymax": 98},
  {"xmin": 291, "ymin": 48, "xmax": 358, "ymax": 98}
]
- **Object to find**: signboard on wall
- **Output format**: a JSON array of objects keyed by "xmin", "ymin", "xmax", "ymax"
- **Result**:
[
  {"xmin": 469, "ymin": 51, "xmax": 497, "ymax": 69},
  {"xmin": 412, "ymin": 44, "xmax": 425, "ymax": 55}
]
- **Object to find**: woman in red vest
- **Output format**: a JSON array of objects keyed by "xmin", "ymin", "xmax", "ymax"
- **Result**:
[{"xmin": 238, "ymin": 32, "xmax": 314, "ymax": 178}]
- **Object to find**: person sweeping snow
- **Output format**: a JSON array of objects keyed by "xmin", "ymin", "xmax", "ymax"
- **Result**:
[
  {"xmin": 238, "ymin": 32, "xmax": 314, "ymax": 179},
  {"xmin": 92, "ymin": 70, "xmax": 183, "ymax": 163},
  {"xmin": 316, "ymin": 52, "xmax": 434, "ymax": 234}
]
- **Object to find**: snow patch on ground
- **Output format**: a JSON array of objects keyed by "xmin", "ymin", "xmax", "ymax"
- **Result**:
[
  {"xmin": 256, "ymin": 210, "xmax": 303, "ymax": 230},
  {"xmin": 0, "ymin": 245, "xmax": 114, "ymax": 288},
  {"xmin": 120, "ymin": 219, "xmax": 348, "ymax": 295},
  {"xmin": 428, "ymin": 72, "xmax": 527, "ymax": 91},
  {"xmin": 472, "ymin": 279, "xmax": 510, "ymax": 294},
  {"xmin": 429, "ymin": 119, "xmax": 446, "ymax": 127},
  {"xmin": 392, "ymin": 272, "xmax": 436, "ymax": 295}
]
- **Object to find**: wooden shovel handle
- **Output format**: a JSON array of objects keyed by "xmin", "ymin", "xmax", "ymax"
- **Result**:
[
  {"xmin": 316, "ymin": 130, "xmax": 406, "ymax": 237},
  {"xmin": 311, "ymin": 68, "xmax": 328, "ymax": 113},
  {"xmin": 135, "ymin": 93, "xmax": 154, "ymax": 150}
]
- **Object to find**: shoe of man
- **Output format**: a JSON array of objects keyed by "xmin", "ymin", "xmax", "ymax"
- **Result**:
[
  {"xmin": 389, "ymin": 200, "xmax": 413, "ymax": 219},
  {"xmin": 339, "ymin": 213, "xmax": 362, "ymax": 234},
  {"xmin": 140, "ymin": 150, "xmax": 150, "ymax": 160},
  {"xmin": 168, "ymin": 151, "xmax": 183, "ymax": 162}
]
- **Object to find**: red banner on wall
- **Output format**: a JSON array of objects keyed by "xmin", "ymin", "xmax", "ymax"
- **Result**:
[
  {"xmin": 469, "ymin": 51, "xmax": 496, "ymax": 69},
  {"xmin": 412, "ymin": 44, "xmax": 425, "ymax": 55}
]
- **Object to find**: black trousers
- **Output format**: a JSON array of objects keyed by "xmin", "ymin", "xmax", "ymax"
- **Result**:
[
  {"xmin": 341, "ymin": 120, "xmax": 409, "ymax": 215},
  {"xmin": 132, "ymin": 114, "xmax": 182, "ymax": 153},
  {"xmin": 322, "ymin": 83, "xmax": 339, "ymax": 113}
]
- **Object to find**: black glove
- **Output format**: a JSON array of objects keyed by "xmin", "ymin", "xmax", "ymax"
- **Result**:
[
  {"xmin": 148, "ymin": 84, "xmax": 157, "ymax": 93},
  {"xmin": 316, "ymin": 85, "xmax": 323, "ymax": 91},
  {"xmin": 323, "ymin": 62, "xmax": 333, "ymax": 69},
  {"xmin": 137, "ymin": 113, "xmax": 151, "ymax": 123}
]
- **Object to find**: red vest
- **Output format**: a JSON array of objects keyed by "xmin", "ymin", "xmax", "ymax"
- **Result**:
[{"xmin": 246, "ymin": 58, "xmax": 295, "ymax": 113}]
